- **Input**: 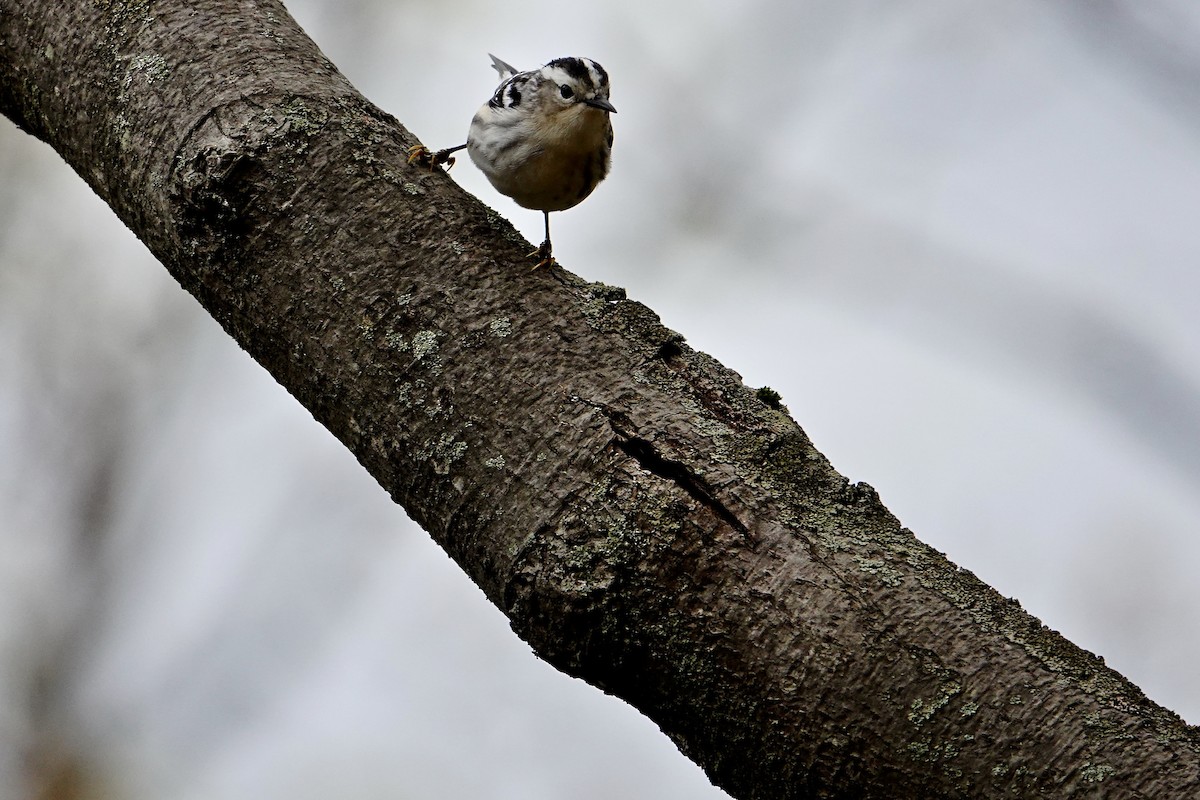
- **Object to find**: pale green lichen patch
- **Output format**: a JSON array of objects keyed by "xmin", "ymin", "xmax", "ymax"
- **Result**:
[
  {"xmin": 99, "ymin": 0, "xmax": 155, "ymax": 39},
  {"xmin": 122, "ymin": 53, "xmax": 168, "ymax": 89},
  {"xmin": 482, "ymin": 208, "xmax": 524, "ymax": 243},
  {"xmin": 489, "ymin": 316, "xmax": 513, "ymax": 337},
  {"xmin": 423, "ymin": 395, "xmax": 448, "ymax": 418},
  {"xmin": 411, "ymin": 329, "xmax": 439, "ymax": 360},
  {"xmin": 587, "ymin": 282, "xmax": 627, "ymax": 302},
  {"xmin": 427, "ymin": 434, "xmax": 467, "ymax": 475},
  {"xmin": 855, "ymin": 556, "xmax": 904, "ymax": 587},
  {"xmin": 396, "ymin": 380, "xmax": 450, "ymax": 418},
  {"xmin": 907, "ymin": 680, "xmax": 962, "ymax": 726},
  {"xmin": 383, "ymin": 331, "xmax": 406, "ymax": 350},
  {"xmin": 1080, "ymin": 763, "xmax": 1115, "ymax": 783},
  {"xmin": 395, "ymin": 381, "xmax": 413, "ymax": 406},
  {"xmin": 905, "ymin": 736, "xmax": 963, "ymax": 765},
  {"xmin": 960, "ymin": 701, "xmax": 979, "ymax": 717},
  {"xmin": 1081, "ymin": 711, "xmax": 1136, "ymax": 741},
  {"xmin": 905, "ymin": 740, "xmax": 929, "ymax": 760},
  {"xmin": 484, "ymin": 456, "xmax": 506, "ymax": 470},
  {"xmin": 278, "ymin": 97, "xmax": 329, "ymax": 136}
]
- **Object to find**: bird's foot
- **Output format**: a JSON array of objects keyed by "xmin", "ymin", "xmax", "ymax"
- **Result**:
[
  {"xmin": 529, "ymin": 239, "xmax": 556, "ymax": 270},
  {"xmin": 407, "ymin": 144, "xmax": 458, "ymax": 170}
]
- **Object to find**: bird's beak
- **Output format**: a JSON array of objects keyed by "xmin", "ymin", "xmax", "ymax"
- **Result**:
[{"xmin": 584, "ymin": 97, "xmax": 617, "ymax": 113}]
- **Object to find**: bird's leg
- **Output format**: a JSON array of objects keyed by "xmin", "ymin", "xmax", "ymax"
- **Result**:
[
  {"xmin": 407, "ymin": 143, "xmax": 467, "ymax": 170},
  {"xmin": 530, "ymin": 211, "xmax": 556, "ymax": 269}
]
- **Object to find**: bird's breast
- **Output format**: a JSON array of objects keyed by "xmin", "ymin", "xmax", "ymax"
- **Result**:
[{"xmin": 468, "ymin": 106, "xmax": 612, "ymax": 212}]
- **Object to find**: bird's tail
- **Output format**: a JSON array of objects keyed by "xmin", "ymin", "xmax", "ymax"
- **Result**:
[{"xmin": 488, "ymin": 54, "xmax": 519, "ymax": 81}]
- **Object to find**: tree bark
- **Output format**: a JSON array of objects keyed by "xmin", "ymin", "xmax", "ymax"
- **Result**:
[{"xmin": 2, "ymin": 1, "xmax": 1197, "ymax": 797}]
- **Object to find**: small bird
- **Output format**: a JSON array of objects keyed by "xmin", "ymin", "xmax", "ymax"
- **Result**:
[{"xmin": 409, "ymin": 55, "xmax": 616, "ymax": 269}]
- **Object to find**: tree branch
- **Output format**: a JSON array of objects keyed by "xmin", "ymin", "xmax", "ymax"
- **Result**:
[{"xmin": 2, "ymin": 1, "xmax": 1197, "ymax": 796}]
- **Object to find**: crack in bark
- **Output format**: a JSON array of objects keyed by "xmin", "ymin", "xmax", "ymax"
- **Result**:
[
  {"xmin": 612, "ymin": 436, "xmax": 749, "ymax": 536},
  {"xmin": 597, "ymin": 405, "xmax": 749, "ymax": 537},
  {"xmin": 574, "ymin": 398, "xmax": 750, "ymax": 536}
]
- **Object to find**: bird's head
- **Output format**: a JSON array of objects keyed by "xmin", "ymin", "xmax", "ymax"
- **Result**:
[{"xmin": 537, "ymin": 57, "xmax": 616, "ymax": 117}]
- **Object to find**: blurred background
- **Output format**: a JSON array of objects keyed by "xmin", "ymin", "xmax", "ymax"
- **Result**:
[{"xmin": 3, "ymin": 0, "xmax": 1199, "ymax": 797}]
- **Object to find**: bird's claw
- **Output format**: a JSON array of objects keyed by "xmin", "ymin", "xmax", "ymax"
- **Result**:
[
  {"xmin": 407, "ymin": 144, "xmax": 456, "ymax": 170},
  {"xmin": 529, "ymin": 240, "xmax": 556, "ymax": 270}
]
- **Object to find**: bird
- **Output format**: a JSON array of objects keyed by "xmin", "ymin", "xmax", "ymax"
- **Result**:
[{"xmin": 409, "ymin": 54, "xmax": 616, "ymax": 269}]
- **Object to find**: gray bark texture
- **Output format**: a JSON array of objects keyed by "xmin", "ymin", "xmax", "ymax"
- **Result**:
[{"xmin": 2, "ymin": 1, "xmax": 1197, "ymax": 797}]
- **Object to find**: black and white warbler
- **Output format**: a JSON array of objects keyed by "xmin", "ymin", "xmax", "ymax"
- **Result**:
[{"xmin": 410, "ymin": 55, "xmax": 616, "ymax": 268}]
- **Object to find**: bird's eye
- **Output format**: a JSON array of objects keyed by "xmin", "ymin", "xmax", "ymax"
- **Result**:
[{"xmin": 560, "ymin": 84, "xmax": 574, "ymax": 99}]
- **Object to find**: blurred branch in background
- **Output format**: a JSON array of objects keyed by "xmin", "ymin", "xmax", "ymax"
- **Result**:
[{"xmin": 1065, "ymin": 0, "xmax": 1200, "ymax": 129}]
